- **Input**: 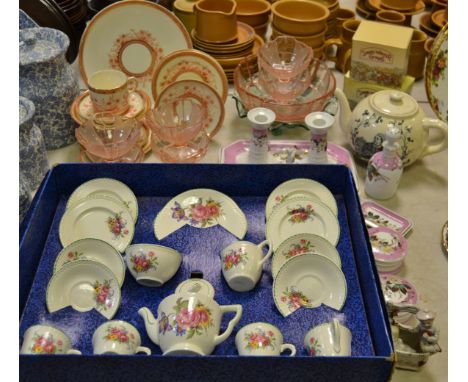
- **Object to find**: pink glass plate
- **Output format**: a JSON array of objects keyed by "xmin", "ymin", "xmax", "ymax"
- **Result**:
[
  {"xmin": 220, "ymin": 140, "xmax": 359, "ymax": 190},
  {"xmin": 361, "ymin": 200, "xmax": 413, "ymax": 237},
  {"xmin": 234, "ymin": 55, "xmax": 336, "ymax": 122},
  {"xmin": 80, "ymin": 146, "xmax": 144, "ymax": 163}
]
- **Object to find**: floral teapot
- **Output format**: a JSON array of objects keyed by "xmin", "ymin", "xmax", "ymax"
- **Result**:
[
  {"xmin": 138, "ymin": 281, "xmax": 242, "ymax": 356},
  {"xmin": 335, "ymin": 88, "xmax": 448, "ymax": 166}
]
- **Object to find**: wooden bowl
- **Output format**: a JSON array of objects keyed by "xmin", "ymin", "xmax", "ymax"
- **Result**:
[
  {"xmin": 236, "ymin": 0, "xmax": 271, "ymax": 27},
  {"xmin": 271, "ymin": 25, "xmax": 327, "ymax": 49},
  {"xmin": 381, "ymin": 0, "xmax": 418, "ymax": 11},
  {"xmin": 271, "ymin": 0, "xmax": 330, "ymax": 36},
  {"xmin": 376, "ymin": 10, "xmax": 406, "ymax": 25}
]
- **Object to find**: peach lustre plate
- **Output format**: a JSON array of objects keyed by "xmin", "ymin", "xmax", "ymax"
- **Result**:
[
  {"xmin": 79, "ymin": 0, "xmax": 192, "ymax": 103},
  {"xmin": 152, "ymin": 49, "xmax": 228, "ymax": 103}
]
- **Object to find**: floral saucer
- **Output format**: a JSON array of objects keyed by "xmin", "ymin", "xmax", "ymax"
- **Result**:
[
  {"xmin": 265, "ymin": 178, "xmax": 338, "ymax": 219},
  {"xmin": 124, "ymin": 244, "xmax": 182, "ymax": 287},
  {"xmin": 273, "ymin": 253, "xmax": 347, "ymax": 317},
  {"xmin": 368, "ymin": 227, "xmax": 407, "ymax": 274},
  {"xmin": 67, "ymin": 178, "xmax": 138, "ymax": 223},
  {"xmin": 266, "ymin": 197, "xmax": 340, "ymax": 250},
  {"xmin": 60, "ymin": 195, "xmax": 135, "ymax": 253},
  {"xmin": 46, "ymin": 259, "xmax": 121, "ymax": 319},
  {"xmin": 70, "ymin": 89, "xmax": 151, "ymax": 125},
  {"xmin": 175, "ymin": 278, "xmax": 216, "ymax": 298},
  {"xmin": 271, "ymin": 233, "xmax": 342, "ymax": 278},
  {"xmin": 379, "ymin": 274, "xmax": 418, "ymax": 324},
  {"xmin": 54, "ymin": 238, "xmax": 126, "ymax": 286},
  {"xmin": 154, "ymin": 188, "xmax": 248, "ymax": 240}
]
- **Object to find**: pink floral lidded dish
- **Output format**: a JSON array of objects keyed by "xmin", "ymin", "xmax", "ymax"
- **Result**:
[
  {"xmin": 379, "ymin": 274, "xmax": 418, "ymax": 324},
  {"xmin": 368, "ymin": 226, "xmax": 408, "ymax": 273}
]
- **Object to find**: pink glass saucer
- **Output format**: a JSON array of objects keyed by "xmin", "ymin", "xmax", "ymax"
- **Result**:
[
  {"xmin": 71, "ymin": 89, "xmax": 151, "ymax": 125},
  {"xmin": 80, "ymin": 146, "xmax": 144, "ymax": 163}
]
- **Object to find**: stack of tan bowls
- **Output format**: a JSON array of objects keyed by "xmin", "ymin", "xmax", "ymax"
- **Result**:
[
  {"xmin": 191, "ymin": 0, "xmax": 264, "ymax": 82},
  {"xmin": 356, "ymin": 0, "xmax": 425, "ymax": 26},
  {"xmin": 235, "ymin": 0, "xmax": 271, "ymax": 41},
  {"xmin": 419, "ymin": 0, "xmax": 447, "ymax": 37},
  {"xmin": 270, "ymin": 0, "xmax": 330, "ymax": 59}
]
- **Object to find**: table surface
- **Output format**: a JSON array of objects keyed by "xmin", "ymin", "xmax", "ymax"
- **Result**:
[{"xmin": 43, "ymin": 1, "xmax": 448, "ymax": 381}]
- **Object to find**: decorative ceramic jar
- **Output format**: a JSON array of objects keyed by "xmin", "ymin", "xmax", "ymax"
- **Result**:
[
  {"xmin": 19, "ymin": 27, "xmax": 79, "ymax": 149},
  {"xmin": 19, "ymin": 97, "xmax": 49, "ymax": 191},
  {"xmin": 139, "ymin": 289, "xmax": 242, "ymax": 355},
  {"xmin": 335, "ymin": 88, "xmax": 448, "ymax": 166}
]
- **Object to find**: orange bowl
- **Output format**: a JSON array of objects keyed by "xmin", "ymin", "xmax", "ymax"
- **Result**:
[
  {"xmin": 236, "ymin": 0, "xmax": 271, "ymax": 27},
  {"xmin": 271, "ymin": 0, "xmax": 330, "ymax": 36}
]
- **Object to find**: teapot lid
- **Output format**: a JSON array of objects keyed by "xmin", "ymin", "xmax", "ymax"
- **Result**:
[
  {"xmin": 19, "ymin": 27, "xmax": 69, "ymax": 66},
  {"xmin": 175, "ymin": 278, "xmax": 215, "ymax": 298},
  {"xmin": 370, "ymin": 90, "xmax": 419, "ymax": 118}
]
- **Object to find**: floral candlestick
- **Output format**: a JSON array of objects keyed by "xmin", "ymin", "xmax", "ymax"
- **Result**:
[
  {"xmin": 304, "ymin": 112, "xmax": 335, "ymax": 164},
  {"xmin": 247, "ymin": 107, "xmax": 276, "ymax": 163},
  {"xmin": 365, "ymin": 124, "xmax": 403, "ymax": 200}
]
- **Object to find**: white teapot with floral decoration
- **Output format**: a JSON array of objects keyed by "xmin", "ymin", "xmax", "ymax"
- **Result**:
[
  {"xmin": 139, "ymin": 287, "xmax": 242, "ymax": 356},
  {"xmin": 335, "ymin": 88, "xmax": 448, "ymax": 166}
]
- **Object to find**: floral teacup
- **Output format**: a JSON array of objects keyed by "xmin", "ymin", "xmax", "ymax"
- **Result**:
[
  {"xmin": 235, "ymin": 322, "xmax": 296, "ymax": 356},
  {"xmin": 304, "ymin": 318, "xmax": 352, "ymax": 356},
  {"xmin": 20, "ymin": 324, "xmax": 81, "ymax": 355},
  {"xmin": 221, "ymin": 240, "xmax": 272, "ymax": 292},
  {"xmin": 124, "ymin": 244, "xmax": 182, "ymax": 287},
  {"xmin": 92, "ymin": 320, "xmax": 151, "ymax": 355}
]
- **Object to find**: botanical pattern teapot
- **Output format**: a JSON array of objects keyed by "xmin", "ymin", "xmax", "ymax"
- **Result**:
[{"xmin": 335, "ymin": 88, "xmax": 448, "ymax": 166}]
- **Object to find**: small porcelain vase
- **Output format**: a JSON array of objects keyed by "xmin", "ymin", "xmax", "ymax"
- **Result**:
[
  {"xmin": 19, "ymin": 27, "xmax": 79, "ymax": 149},
  {"xmin": 305, "ymin": 112, "xmax": 335, "ymax": 164},
  {"xmin": 19, "ymin": 97, "xmax": 49, "ymax": 191},
  {"xmin": 247, "ymin": 107, "xmax": 276, "ymax": 163},
  {"xmin": 365, "ymin": 125, "xmax": 403, "ymax": 200}
]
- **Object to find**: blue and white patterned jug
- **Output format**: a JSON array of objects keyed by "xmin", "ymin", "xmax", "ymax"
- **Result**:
[{"xmin": 19, "ymin": 27, "xmax": 79, "ymax": 149}]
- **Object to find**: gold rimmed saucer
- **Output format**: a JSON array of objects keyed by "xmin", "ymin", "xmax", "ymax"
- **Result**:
[{"xmin": 71, "ymin": 89, "xmax": 151, "ymax": 125}]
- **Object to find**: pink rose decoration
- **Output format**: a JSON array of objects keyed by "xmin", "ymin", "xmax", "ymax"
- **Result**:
[
  {"xmin": 193, "ymin": 309, "xmax": 210, "ymax": 325},
  {"xmin": 208, "ymin": 205, "xmax": 219, "ymax": 217},
  {"xmin": 191, "ymin": 205, "xmax": 210, "ymax": 221},
  {"xmin": 176, "ymin": 308, "xmax": 196, "ymax": 329}
]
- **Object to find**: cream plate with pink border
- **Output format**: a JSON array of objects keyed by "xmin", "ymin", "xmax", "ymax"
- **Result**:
[
  {"xmin": 152, "ymin": 49, "xmax": 228, "ymax": 103},
  {"xmin": 79, "ymin": 0, "xmax": 192, "ymax": 103}
]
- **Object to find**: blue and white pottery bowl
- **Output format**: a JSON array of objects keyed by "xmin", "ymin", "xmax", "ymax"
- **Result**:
[
  {"xmin": 19, "ymin": 96, "xmax": 50, "ymax": 191},
  {"xmin": 19, "ymin": 27, "xmax": 79, "ymax": 149}
]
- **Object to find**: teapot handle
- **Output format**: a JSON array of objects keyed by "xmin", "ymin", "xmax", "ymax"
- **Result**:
[
  {"xmin": 214, "ymin": 305, "xmax": 243, "ymax": 346},
  {"xmin": 420, "ymin": 118, "xmax": 448, "ymax": 158}
]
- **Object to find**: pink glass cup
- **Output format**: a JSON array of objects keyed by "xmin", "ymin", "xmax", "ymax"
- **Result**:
[
  {"xmin": 257, "ymin": 36, "xmax": 314, "ymax": 103},
  {"xmin": 76, "ymin": 112, "xmax": 141, "ymax": 161}
]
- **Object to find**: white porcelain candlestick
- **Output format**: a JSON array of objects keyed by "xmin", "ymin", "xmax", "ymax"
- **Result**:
[
  {"xmin": 305, "ymin": 112, "xmax": 335, "ymax": 164},
  {"xmin": 247, "ymin": 107, "xmax": 276, "ymax": 163},
  {"xmin": 365, "ymin": 124, "xmax": 403, "ymax": 200}
]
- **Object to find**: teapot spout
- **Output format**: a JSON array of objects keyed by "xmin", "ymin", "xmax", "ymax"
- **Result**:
[
  {"xmin": 334, "ymin": 88, "xmax": 352, "ymax": 136},
  {"xmin": 138, "ymin": 307, "xmax": 160, "ymax": 345}
]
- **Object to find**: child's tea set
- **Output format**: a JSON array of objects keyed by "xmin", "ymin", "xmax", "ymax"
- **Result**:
[{"xmin": 21, "ymin": 176, "xmax": 353, "ymax": 357}]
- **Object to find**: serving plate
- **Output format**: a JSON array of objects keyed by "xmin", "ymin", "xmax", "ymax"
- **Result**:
[
  {"xmin": 425, "ymin": 24, "xmax": 448, "ymax": 122},
  {"xmin": 265, "ymin": 178, "xmax": 337, "ymax": 218},
  {"xmin": 79, "ymin": 0, "xmax": 192, "ymax": 102},
  {"xmin": 46, "ymin": 259, "xmax": 121, "ymax": 319},
  {"xmin": 154, "ymin": 188, "xmax": 248, "ymax": 240},
  {"xmin": 273, "ymin": 253, "xmax": 347, "ymax": 317},
  {"xmin": 155, "ymin": 80, "xmax": 224, "ymax": 139},
  {"xmin": 361, "ymin": 200, "xmax": 413, "ymax": 236},
  {"xmin": 152, "ymin": 49, "xmax": 228, "ymax": 103},
  {"xmin": 266, "ymin": 197, "xmax": 340, "ymax": 250},
  {"xmin": 271, "ymin": 233, "xmax": 341, "ymax": 278},
  {"xmin": 54, "ymin": 238, "xmax": 126, "ymax": 286},
  {"xmin": 67, "ymin": 178, "xmax": 138, "ymax": 222},
  {"xmin": 60, "ymin": 195, "xmax": 135, "ymax": 253}
]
